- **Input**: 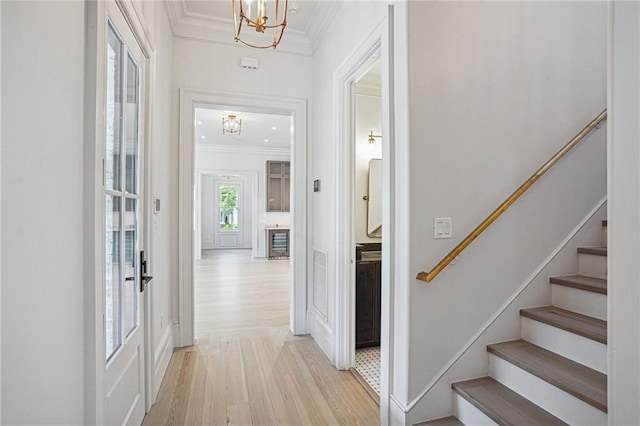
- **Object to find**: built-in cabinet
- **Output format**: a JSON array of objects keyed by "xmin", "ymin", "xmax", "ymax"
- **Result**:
[
  {"xmin": 266, "ymin": 161, "xmax": 290, "ymax": 212},
  {"xmin": 267, "ymin": 228, "xmax": 290, "ymax": 259},
  {"xmin": 355, "ymin": 260, "xmax": 381, "ymax": 348}
]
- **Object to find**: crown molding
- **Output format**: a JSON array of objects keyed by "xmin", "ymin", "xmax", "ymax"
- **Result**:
[
  {"xmin": 163, "ymin": 0, "xmax": 314, "ymax": 55},
  {"xmin": 196, "ymin": 143, "xmax": 291, "ymax": 157},
  {"xmin": 307, "ymin": 1, "xmax": 342, "ymax": 53}
]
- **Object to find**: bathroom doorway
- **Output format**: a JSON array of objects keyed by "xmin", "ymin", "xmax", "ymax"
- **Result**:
[{"xmin": 351, "ymin": 61, "xmax": 383, "ymax": 401}]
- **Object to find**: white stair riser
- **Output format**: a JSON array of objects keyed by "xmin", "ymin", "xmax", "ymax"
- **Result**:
[
  {"xmin": 551, "ymin": 285, "xmax": 607, "ymax": 321},
  {"xmin": 489, "ymin": 355, "xmax": 607, "ymax": 425},
  {"xmin": 453, "ymin": 392, "xmax": 498, "ymax": 426},
  {"xmin": 521, "ymin": 317, "xmax": 607, "ymax": 374},
  {"xmin": 578, "ymin": 253, "xmax": 607, "ymax": 279}
]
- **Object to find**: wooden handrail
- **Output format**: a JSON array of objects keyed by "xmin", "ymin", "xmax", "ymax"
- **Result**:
[{"xmin": 417, "ymin": 109, "xmax": 608, "ymax": 283}]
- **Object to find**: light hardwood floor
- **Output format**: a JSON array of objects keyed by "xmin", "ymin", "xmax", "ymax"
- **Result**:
[{"xmin": 143, "ymin": 250, "xmax": 379, "ymax": 425}]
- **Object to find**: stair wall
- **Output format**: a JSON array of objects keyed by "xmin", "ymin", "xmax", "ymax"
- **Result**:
[{"xmin": 409, "ymin": 203, "xmax": 607, "ymax": 424}]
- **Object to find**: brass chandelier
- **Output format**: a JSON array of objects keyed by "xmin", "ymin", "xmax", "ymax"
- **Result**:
[
  {"xmin": 232, "ymin": 0, "xmax": 288, "ymax": 49},
  {"xmin": 222, "ymin": 114, "xmax": 242, "ymax": 135}
]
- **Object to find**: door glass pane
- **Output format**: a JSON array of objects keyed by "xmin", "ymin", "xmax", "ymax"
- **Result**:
[
  {"xmin": 124, "ymin": 54, "xmax": 139, "ymax": 195},
  {"xmin": 105, "ymin": 195, "xmax": 122, "ymax": 359},
  {"xmin": 106, "ymin": 26, "xmax": 122, "ymax": 191},
  {"xmin": 123, "ymin": 198, "xmax": 138, "ymax": 337},
  {"xmin": 219, "ymin": 185, "xmax": 239, "ymax": 230}
]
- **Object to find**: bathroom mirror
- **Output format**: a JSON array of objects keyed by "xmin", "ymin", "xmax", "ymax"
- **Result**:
[{"xmin": 367, "ymin": 159, "xmax": 382, "ymax": 237}]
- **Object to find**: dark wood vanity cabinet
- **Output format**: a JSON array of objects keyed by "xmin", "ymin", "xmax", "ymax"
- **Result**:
[{"xmin": 355, "ymin": 261, "xmax": 381, "ymax": 348}]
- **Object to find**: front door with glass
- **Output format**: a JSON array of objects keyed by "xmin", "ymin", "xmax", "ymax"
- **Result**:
[
  {"xmin": 103, "ymin": 9, "xmax": 147, "ymax": 425},
  {"xmin": 214, "ymin": 180, "xmax": 243, "ymax": 249}
]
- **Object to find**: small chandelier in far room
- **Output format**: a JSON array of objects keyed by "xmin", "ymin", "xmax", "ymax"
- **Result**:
[
  {"xmin": 232, "ymin": 0, "xmax": 288, "ymax": 49},
  {"xmin": 222, "ymin": 114, "xmax": 242, "ymax": 135}
]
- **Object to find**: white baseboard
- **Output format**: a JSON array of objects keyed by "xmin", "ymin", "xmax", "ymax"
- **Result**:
[
  {"xmin": 307, "ymin": 311, "xmax": 333, "ymax": 363},
  {"xmin": 153, "ymin": 327, "xmax": 174, "ymax": 400}
]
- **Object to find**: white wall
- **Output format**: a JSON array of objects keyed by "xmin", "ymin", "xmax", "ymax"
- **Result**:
[
  {"xmin": 309, "ymin": 0, "xmax": 387, "ymax": 360},
  {"xmin": 196, "ymin": 148, "xmax": 290, "ymax": 256},
  {"xmin": 172, "ymin": 37, "xmax": 311, "ymax": 324},
  {"xmin": 608, "ymin": 2, "xmax": 640, "ymax": 423},
  {"xmin": 1, "ymin": 2, "xmax": 86, "ymax": 423},
  {"xmin": 401, "ymin": 2, "xmax": 607, "ymax": 422},
  {"xmin": 355, "ymin": 92, "xmax": 382, "ymax": 243},
  {"xmin": 148, "ymin": 2, "xmax": 176, "ymax": 400}
]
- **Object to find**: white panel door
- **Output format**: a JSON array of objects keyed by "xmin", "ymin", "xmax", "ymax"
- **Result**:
[
  {"xmin": 103, "ymin": 7, "xmax": 147, "ymax": 425},
  {"xmin": 214, "ymin": 180, "xmax": 243, "ymax": 249}
]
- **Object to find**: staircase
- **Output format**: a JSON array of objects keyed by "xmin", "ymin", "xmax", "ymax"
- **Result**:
[{"xmin": 425, "ymin": 220, "xmax": 608, "ymax": 426}]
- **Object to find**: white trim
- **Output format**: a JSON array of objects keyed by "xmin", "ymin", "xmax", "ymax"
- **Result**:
[
  {"xmin": 403, "ymin": 197, "xmax": 607, "ymax": 412},
  {"xmin": 608, "ymin": 4, "xmax": 640, "ymax": 422},
  {"xmin": 85, "ymin": 1, "xmax": 156, "ymax": 422},
  {"xmin": 307, "ymin": 311, "xmax": 334, "ymax": 360},
  {"xmin": 334, "ymin": 21, "xmax": 384, "ymax": 370},
  {"xmin": 388, "ymin": 0, "xmax": 412, "ymax": 416},
  {"xmin": 115, "ymin": 0, "xmax": 154, "ymax": 57},
  {"xmin": 178, "ymin": 89, "xmax": 308, "ymax": 347},
  {"xmin": 196, "ymin": 143, "xmax": 290, "ymax": 156},
  {"xmin": 152, "ymin": 327, "xmax": 173, "ymax": 399},
  {"xmin": 85, "ymin": 2, "xmax": 109, "ymax": 422}
]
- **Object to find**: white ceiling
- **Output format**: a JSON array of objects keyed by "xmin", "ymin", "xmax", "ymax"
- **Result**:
[
  {"xmin": 195, "ymin": 107, "xmax": 293, "ymax": 148},
  {"xmin": 166, "ymin": 1, "xmax": 339, "ymax": 55},
  {"xmin": 183, "ymin": 1, "xmax": 316, "ymax": 32}
]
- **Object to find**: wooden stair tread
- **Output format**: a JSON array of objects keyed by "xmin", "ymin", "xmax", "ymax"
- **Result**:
[
  {"xmin": 416, "ymin": 416, "xmax": 464, "ymax": 426},
  {"xmin": 549, "ymin": 275, "xmax": 607, "ymax": 294},
  {"xmin": 488, "ymin": 340, "xmax": 607, "ymax": 412},
  {"xmin": 577, "ymin": 246, "xmax": 607, "ymax": 256},
  {"xmin": 452, "ymin": 377, "xmax": 568, "ymax": 426},
  {"xmin": 602, "ymin": 220, "xmax": 607, "ymax": 227},
  {"xmin": 520, "ymin": 306, "xmax": 607, "ymax": 344}
]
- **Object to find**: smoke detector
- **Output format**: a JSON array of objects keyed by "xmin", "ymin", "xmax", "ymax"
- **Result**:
[{"xmin": 288, "ymin": 2, "xmax": 300, "ymax": 15}]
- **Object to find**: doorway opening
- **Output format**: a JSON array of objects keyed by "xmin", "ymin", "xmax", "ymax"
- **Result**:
[
  {"xmin": 178, "ymin": 90, "xmax": 307, "ymax": 347},
  {"xmin": 191, "ymin": 106, "xmax": 293, "ymax": 343},
  {"xmin": 351, "ymin": 60, "xmax": 383, "ymax": 401}
]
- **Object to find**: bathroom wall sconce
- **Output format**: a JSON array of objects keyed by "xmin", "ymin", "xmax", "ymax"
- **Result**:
[{"xmin": 368, "ymin": 130, "xmax": 382, "ymax": 144}]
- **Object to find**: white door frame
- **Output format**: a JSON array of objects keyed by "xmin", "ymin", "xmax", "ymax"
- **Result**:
[
  {"xmin": 196, "ymin": 170, "xmax": 259, "ymax": 258},
  {"xmin": 178, "ymin": 89, "xmax": 308, "ymax": 346},
  {"xmin": 334, "ymin": 11, "xmax": 395, "ymax": 425},
  {"xmin": 84, "ymin": 0, "xmax": 155, "ymax": 422}
]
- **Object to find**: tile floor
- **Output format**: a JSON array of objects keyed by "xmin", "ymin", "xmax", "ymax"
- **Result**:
[{"xmin": 355, "ymin": 346, "xmax": 381, "ymax": 395}]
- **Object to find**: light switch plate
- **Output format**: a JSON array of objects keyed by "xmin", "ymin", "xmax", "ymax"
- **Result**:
[{"xmin": 434, "ymin": 217, "xmax": 453, "ymax": 239}]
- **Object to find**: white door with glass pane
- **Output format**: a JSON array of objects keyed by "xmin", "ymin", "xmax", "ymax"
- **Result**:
[
  {"xmin": 214, "ymin": 180, "xmax": 243, "ymax": 248},
  {"xmin": 104, "ymin": 10, "xmax": 147, "ymax": 425}
]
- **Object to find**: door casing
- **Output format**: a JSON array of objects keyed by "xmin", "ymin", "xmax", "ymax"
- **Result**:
[
  {"xmin": 84, "ymin": 0, "xmax": 156, "ymax": 422},
  {"xmin": 178, "ymin": 91, "xmax": 309, "ymax": 346}
]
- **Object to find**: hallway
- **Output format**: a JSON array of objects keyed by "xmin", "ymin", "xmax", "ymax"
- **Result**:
[{"xmin": 142, "ymin": 250, "xmax": 379, "ymax": 425}]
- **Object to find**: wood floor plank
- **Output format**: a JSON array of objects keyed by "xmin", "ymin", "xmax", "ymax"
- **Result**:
[{"xmin": 143, "ymin": 249, "xmax": 378, "ymax": 426}]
